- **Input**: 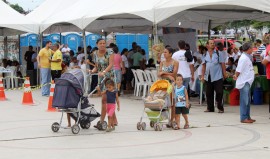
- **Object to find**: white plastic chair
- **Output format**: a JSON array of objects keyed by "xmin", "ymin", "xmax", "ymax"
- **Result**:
[
  {"xmin": 3, "ymin": 66, "xmax": 16, "ymax": 89},
  {"xmin": 145, "ymin": 70, "xmax": 154, "ymax": 83},
  {"xmin": 151, "ymin": 70, "xmax": 158, "ymax": 82},
  {"xmin": 144, "ymin": 70, "xmax": 154, "ymax": 93},
  {"xmin": 131, "ymin": 69, "xmax": 139, "ymax": 96},
  {"xmin": 136, "ymin": 69, "xmax": 149, "ymax": 97}
]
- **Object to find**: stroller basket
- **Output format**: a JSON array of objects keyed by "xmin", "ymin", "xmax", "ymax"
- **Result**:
[
  {"xmin": 70, "ymin": 106, "xmax": 101, "ymax": 122},
  {"xmin": 145, "ymin": 111, "xmax": 168, "ymax": 122}
]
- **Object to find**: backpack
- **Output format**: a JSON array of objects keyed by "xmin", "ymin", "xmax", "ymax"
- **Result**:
[{"xmin": 185, "ymin": 50, "xmax": 193, "ymax": 62}]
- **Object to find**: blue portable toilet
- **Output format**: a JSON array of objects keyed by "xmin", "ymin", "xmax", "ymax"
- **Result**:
[
  {"xmin": 62, "ymin": 33, "xmax": 82, "ymax": 53},
  {"xmin": 116, "ymin": 33, "xmax": 149, "ymax": 59},
  {"xmin": 20, "ymin": 33, "xmax": 38, "ymax": 47},
  {"xmin": 47, "ymin": 33, "xmax": 60, "ymax": 44},
  {"xmin": 20, "ymin": 33, "xmax": 39, "ymax": 63},
  {"xmin": 86, "ymin": 33, "xmax": 101, "ymax": 48}
]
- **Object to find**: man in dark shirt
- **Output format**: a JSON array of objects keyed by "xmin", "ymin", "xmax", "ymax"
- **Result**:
[{"xmin": 24, "ymin": 46, "xmax": 35, "ymax": 70}]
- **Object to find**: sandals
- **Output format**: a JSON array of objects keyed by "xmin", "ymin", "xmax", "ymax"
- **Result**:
[
  {"xmin": 184, "ymin": 124, "xmax": 189, "ymax": 129},
  {"xmin": 204, "ymin": 109, "xmax": 213, "ymax": 112},
  {"xmin": 173, "ymin": 127, "xmax": 180, "ymax": 130},
  {"xmin": 218, "ymin": 110, "xmax": 224, "ymax": 113}
]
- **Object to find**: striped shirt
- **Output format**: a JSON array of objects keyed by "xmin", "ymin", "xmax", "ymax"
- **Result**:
[{"xmin": 255, "ymin": 44, "xmax": 266, "ymax": 62}]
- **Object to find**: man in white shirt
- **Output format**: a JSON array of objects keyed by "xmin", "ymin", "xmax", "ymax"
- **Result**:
[
  {"xmin": 172, "ymin": 40, "xmax": 194, "ymax": 89},
  {"xmin": 61, "ymin": 44, "xmax": 71, "ymax": 55},
  {"xmin": 233, "ymin": 42, "xmax": 255, "ymax": 123}
]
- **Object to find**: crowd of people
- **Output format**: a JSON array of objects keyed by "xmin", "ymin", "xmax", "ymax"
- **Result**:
[{"xmin": 2, "ymin": 36, "xmax": 270, "ymax": 130}]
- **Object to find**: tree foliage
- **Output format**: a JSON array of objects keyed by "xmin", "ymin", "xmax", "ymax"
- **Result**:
[
  {"xmin": 2, "ymin": 0, "xmax": 25, "ymax": 14},
  {"xmin": 10, "ymin": 3, "xmax": 25, "ymax": 14}
]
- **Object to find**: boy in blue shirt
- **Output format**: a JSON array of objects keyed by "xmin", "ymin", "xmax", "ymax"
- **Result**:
[{"xmin": 173, "ymin": 74, "xmax": 190, "ymax": 130}]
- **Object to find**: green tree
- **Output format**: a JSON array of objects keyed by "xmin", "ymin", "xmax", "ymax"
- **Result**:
[{"xmin": 10, "ymin": 3, "xmax": 25, "ymax": 14}]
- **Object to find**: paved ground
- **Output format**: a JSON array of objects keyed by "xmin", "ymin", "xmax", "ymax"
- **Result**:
[{"xmin": 0, "ymin": 89, "xmax": 269, "ymax": 159}]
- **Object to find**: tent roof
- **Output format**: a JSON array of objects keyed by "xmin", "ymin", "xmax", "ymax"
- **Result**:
[
  {"xmin": 0, "ymin": 1, "xmax": 38, "ymax": 35},
  {"xmin": 31, "ymin": 0, "xmax": 270, "ymax": 34}
]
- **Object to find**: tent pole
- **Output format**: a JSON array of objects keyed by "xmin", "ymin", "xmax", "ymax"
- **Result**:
[
  {"xmin": 225, "ymin": 26, "xmax": 228, "ymax": 50},
  {"xmin": 83, "ymin": 29, "xmax": 87, "ymax": 61},
  {"xmin": 4, "ymin": 36, "xmax": 8, "ymax": 59},
  {"xmin": 82, "ymin": 29, "xmax": 89, "ymax": 95},
  {"xmin": 153, "ymin": 23, "xmax": 158, "ymax": 45},
  {"xmin": 60, "ymin": 33, "xmax": 62, "ymax": 44},
  {"xmin": 18, "ymin": 35, "xmax": 21, "ymax": 64},
  {"xmin": 208, "ymin": 20, "xmax": 212, "ymax": 40},
  {"xmin": 37, "ymin": 32, "xmax": 43, "ymax": 85}
]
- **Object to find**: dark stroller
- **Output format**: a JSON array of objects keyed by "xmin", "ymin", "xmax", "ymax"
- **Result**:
[{"xmin": 51, "ymin": 69, "xmax": 101, "ymax": 134}]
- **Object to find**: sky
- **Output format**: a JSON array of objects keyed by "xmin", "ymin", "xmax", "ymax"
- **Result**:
[{"xmin": 7, "ymin": 0, "xmax": 45, "ymax": 11}]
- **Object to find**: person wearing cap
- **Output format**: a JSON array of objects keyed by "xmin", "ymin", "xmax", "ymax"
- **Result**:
[
  {"xmin": 233, "ymin": 42, "xmax": 255, "ymax": 123},
  {"xmin": 49, "ymin": 43, "xmax": 62, "ymax": 81}
]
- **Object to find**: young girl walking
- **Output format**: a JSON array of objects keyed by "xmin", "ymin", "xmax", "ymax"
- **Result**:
[
  {"xmin": 173, "ymin": 74, "xmax": 190, "ymax": 130},
  {"xmin": 101, "ymin": 79, "xmax": 120, "ymax": 132}
]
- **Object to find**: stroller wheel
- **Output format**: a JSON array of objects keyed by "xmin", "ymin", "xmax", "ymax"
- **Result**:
[
  {"xmin": 84, "ymin": 122, "xmax": 91, "ymax": 129},
  {"xmin": 137, "ymin": 122, "xmax": 142, "ymax": 130},
  {"xmin": 154, "ymin": 123, "xmax": 158, "ymax": 131},
  {"xmin": 71, "ymin": 124, "xmax": 80, "ymax": 134},
  {"xmin": 172, "ymin": 122, "xmax": 177, "ymax": 129},
  {"xmin": 51, "ymin": 122, "xmax": 60, "ymax": 132},
  {"xmin": 158, "ymin": 124, "xmax": 163, "ymax": 131},
  {"xmin": 141, "ymin": 122, "xmax": 146, "ymax": 130},
  {"xmin": 97, "ymin": 121, "xmax": 107, "ymax": 130},
  {"xmin": 101, "ymin": 121, "xmax": 107, "ymax": 130},
  {"xmin": 150, "ymin": 121, "xmax": 154, "ymax": 128}
]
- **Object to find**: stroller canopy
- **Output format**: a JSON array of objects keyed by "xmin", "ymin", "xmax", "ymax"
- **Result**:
[
  {"xmin": 150, "ymin": 80, "xmax": 172, "ymax": 94},
  {"xmin": 60, "ymin": 69, "xmax": 85, "ymax": 92}
]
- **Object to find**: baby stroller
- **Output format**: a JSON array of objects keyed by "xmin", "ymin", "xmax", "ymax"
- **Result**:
[
  {"xmin": 137, "ymin": 80, "xmax": 172, "ymax": 131},
  {"xmin": 51, "ymin": 69, "xmax": 101, "ymax": 134}
]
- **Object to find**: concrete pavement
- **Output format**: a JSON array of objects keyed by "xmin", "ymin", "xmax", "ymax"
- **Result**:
[{"xmin": 0, "ymin": 89, "xmax": 269, "ymax": 159}]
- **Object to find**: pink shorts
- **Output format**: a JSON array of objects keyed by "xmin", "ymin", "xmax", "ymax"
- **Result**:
[{"xmin": 106, "ymin": 103, "xmax": 116, "ymax": 117}]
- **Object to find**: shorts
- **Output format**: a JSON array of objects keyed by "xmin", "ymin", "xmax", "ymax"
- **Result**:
[
  {"xmin": 175, "ymin": 107, "xmax": 189, "ymax": 115},
  {"xmin": 106, "ymin": 103, "xmax": 116, "ymax": 117},
  {"xmin": 115, "ymin": 69, "xmax": 122, "ymax": 84}
]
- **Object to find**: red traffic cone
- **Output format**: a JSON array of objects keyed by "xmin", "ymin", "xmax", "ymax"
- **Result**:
[
  {"xmin": 0, "ymin": 76, "xmax": 6, "ymax": 101},
  {"xmin": 22, "ymin": 77, "xmax": 34, "ymax": 105},
  {"xmin": 47, "ymin": 80, "xmax": 56, "ymax": 112}
]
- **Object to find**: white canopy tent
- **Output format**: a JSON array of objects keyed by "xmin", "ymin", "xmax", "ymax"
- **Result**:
[
  {"xmin": 36, "ymin": 0, "xmax": 270, "ymax": 34},
  {"xmin": 0, "ymin": 0, "xmax": 38, "ymax": 36}
]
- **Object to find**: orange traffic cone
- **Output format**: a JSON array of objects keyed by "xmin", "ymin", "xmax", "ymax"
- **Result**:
[
  {"xmin": 22, "ymin": 77, "xmax": 34, "ymax": 105},
  {"xmin": 0, "ymin": 76, "xmax": 6, "ymax": 101},
  {"xmin": 47, "ymin": 80, "xmax": 56, "ymax": 112}
]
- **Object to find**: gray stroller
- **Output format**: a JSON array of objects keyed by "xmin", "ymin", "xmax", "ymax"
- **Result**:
[{"xmin": 51, "ymin": 69, "xmax": 101, "ymax": 134}]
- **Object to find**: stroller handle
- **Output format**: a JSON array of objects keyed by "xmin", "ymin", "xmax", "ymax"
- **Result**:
[{"xmin": 88, "ymin": 77, "xmax": 107, "ymax": 95}]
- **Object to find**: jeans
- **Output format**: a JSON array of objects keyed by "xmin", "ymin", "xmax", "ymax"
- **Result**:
[
  {"xmin": 183, "ymin": 78, "xmax": 190, "ymax": 88},
  {"xmin": 40, "ymin": 68, "xmax": 51, "ymax": 96},
  {"xmin": 206, "ymin": 76, "xmax": 224, "ymax": 111},
  {"xmin": 183, "ymin": 77, "xmax": 191, "ymax": 98},
  {"xmin": 239, "ymin": 82, "xmax": 251, "ymax": 121}
]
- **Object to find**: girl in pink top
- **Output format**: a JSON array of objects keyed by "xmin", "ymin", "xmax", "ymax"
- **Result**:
[{"xmin": 113, "ymin": 46, "xmax": 125, "ymax": 94}]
